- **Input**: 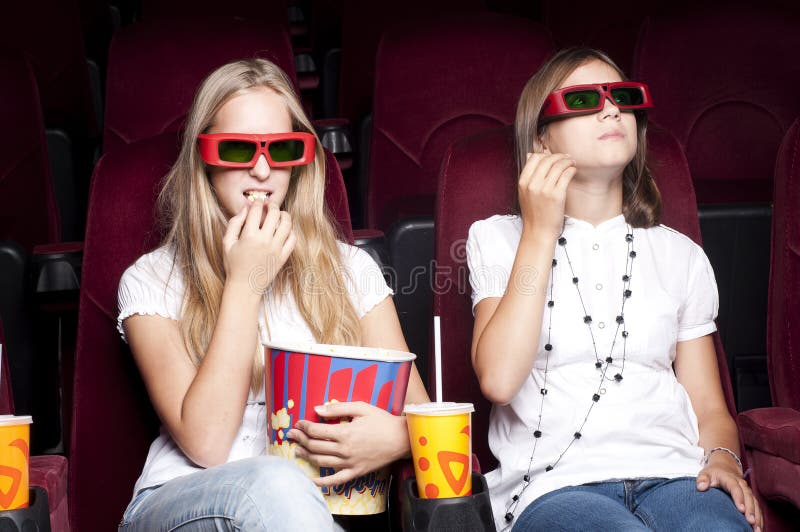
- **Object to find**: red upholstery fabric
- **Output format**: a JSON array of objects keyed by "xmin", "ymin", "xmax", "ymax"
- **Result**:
[
  {"xmin": 103, "ymin": 17, "xmax": 297, "ymax": 154},
  {"xmin": 0, "ymin": 49, "xmax": 60, "ymax": 252},
  {"xmin": 737, "ymin": 118, "xmax": 800, "ymax": 531},
  {"xmin": 769, "ymin": 118, "xmax": 800, "ymax": 411},
  {"xmin": 337, "ymin": 0, "xmax": 485, "ymax": 126},
  {"xmin": 30, "ymin": 455, "xmax": 70, "ymax": 532},
  {"xmin": 633, "ymin": 7, "xmax": 800, "ymax": 203},
  {"xmin": 69, "ymin": 131, "xmax": 353, "ymax": 531},
  {"xmin": 0, "ymin": 2, "xmax": 96, "ymax": 137},
  {"xmin": 366, "ymin": 14, "xmax": 555, "ymax": 232},
  {"xmin": 433, "ymin": 124, "xmax": 737, "ymax": 467}
]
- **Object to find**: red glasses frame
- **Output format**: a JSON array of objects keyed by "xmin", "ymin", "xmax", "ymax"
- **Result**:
[
  {"xmin": 197, "ymin": 132, "xmax": 316, "ymax": 168},
  {"xmin": 540, "ymin": 81, "xmax": 654, "ymax": 122}
]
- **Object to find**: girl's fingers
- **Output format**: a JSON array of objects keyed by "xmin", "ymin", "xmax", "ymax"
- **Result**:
[
  {"xmin": 273, "ymin": 211, "xmax": 293, "ymax": 243},
  {"xmin": 223, "ymin": 205, "xmax": 248, "ymax": 246},
  {"xmin": 311, "ymin": 467, "xmax": 357, "ymax": 488},
  {"xmin": 280, "ymin": 231, "xmax": 296, "ymax": 263},
  {"xmin": 259, "ymin": 201, "xmax": 281, "ymax": 234},
  {"xmin": 242, "ymin": 198, "xmax": 266, "ymax": 236},
  {"xmin": 295, "ymin": 447, "xmax": 345, "ymax": 470},
  {"xmin": 529, "ymin": 154, "xmax": 572, "ymax": 188},
  {"xmin": 289, "ymin": 433, "xmax": 342, "ymax": 457},
  {"xmin": 541, "ymin": 158, "xmax": 576, "ymax": 194},
  {"xmin": 553, "ymin": 165, "xmax": 578, "ymax": 194}
]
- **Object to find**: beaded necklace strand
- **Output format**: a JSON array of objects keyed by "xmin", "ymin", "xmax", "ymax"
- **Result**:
[{"xmin": 502, "ymin": 224, "xmax": 636, "ymax": 527}]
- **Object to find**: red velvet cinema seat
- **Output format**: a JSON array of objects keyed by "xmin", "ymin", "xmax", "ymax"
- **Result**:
[
  {"xmin": 433, "ymin": 124, "xmax": 738, "ymax": 468},
  {"xmin": 0, "ymin": 318, "xmax": 70, "ymax": 531},
  {"xmin": 366, "ymin": 13, "xmax": 554, "ymax": 232},
  {"xmin": 102, "ymin": 16, "xmax": 296, "ymax": 154},
  {"xmin": 738, "ymin": 118, "xmax": 800, "ymax": 532},
  {"xmin": 69, "ymin": 130, "xmax": 352, "ymax": 531},
  {"xmin": 0, "ymin": 49, "xmax": 60, "ymax": 253},
  {"xmin": 632, "ymin": 6, "xmax": 800, "ymax": 204}
]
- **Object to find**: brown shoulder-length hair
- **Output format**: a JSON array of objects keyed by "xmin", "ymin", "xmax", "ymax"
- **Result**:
[{"xmin": 514, "ymin": 47, "xmax": 661, "ymax": 228}]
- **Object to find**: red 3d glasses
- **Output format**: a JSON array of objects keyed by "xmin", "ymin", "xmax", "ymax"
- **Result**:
[
  {"xmin": 197, "ymin": 132, "xmax": 316, "ymax": 168},
  {"xmin": 540, "ymin": 82, "xmax": 654, "ymax": 122}
]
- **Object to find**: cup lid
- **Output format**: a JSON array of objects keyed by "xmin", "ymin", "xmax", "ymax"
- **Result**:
[
  {"xmin": 403, "ymin": 402, "xmax": 474, "ymax": 415},
  {"xmin": 264, "ymin": 341, "xmax": 416, "ymax": 363},
  {"xmin": 0, "ymin": 415, "xmax": 32, "ymax": 426}
]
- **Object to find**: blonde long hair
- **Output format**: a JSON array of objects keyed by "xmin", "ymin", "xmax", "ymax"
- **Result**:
[
  {"xmin": 158, "ymin": 59, "xmax": 361, "ymax": 393},
  {"xmin": 514, "ymin": 47, "xmax": 661, "ymax": 227}
]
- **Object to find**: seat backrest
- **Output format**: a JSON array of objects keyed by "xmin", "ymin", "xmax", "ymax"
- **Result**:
[
  {"xmin": 0, "ymin": 49, "xmax": 60, "ymax": 251},
  {"xmin": 769, "ymin": 117, "xmax": 800, "ymax": 411},
  {"xmin": 542, "ymin": 0, "xmax": 652, "ymax": 74},
  {"xmin": 337, "ymin": 0, "xmax": 485, "ymax": 127},
  {"xmin": 433, "ymin": 124, "xmax": 736, "ymax": 466},
  {"xmin": 0, "ymin": 2, "xmax": 97, "ymax": 137},
  {"xmin": 103, "ymin": 16, "xmax": 296, "ymax": 154},
  {"xmin": 366, "ymin": 13, "xmax": 554, "ymax": 232},
  {"xmin": 633, "ymin": 7, "xmax": 800, "ymax": 203},
  {"xmin": 69, "ymin": 131, "xmax": 352, "ymax": 531},
  {"xmin": 139, "ymin": 0, "xmax": 288, "ymax": 21}
]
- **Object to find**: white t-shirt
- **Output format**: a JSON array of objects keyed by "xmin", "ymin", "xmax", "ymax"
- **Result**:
[
  {"xmin": 117, "ymin": 242, "xmax": 393, "ymax": 496},
  {"xmin": 466, "ymin": 214, "xmax": 718, "ymax": 531}
]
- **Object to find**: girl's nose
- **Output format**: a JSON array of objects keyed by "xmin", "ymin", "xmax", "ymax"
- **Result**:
[
  {"xmin": 599, "ymin": 96, "xmax": 621, "ymax": 120},
  {"xmin": 249, "ymin": 154, "xmax": 271, "ymax": 179}
]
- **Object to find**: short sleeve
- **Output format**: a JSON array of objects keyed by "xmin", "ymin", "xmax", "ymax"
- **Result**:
[
  {"xmin": 677, "ymin": 243, "xmax": 719, "ymax": 342},
  {"xmin": 117, "ymin": 249, "xmax": 183, "ymax": 343},
  {"xmin": 467, "ymin": 219, "xmax": 512, "ymax": 313},
  {"xmin": 340, "ymin": 244, "xmax": 394, "ymax": 318}
]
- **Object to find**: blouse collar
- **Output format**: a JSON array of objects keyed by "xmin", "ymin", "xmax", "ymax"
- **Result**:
[{"xmin": 563, "ymin": 214, "xmax": 627, "ymax": 234}]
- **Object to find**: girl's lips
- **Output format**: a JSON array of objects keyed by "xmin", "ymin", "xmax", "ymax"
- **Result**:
[{"xmin": 598, "ymin": 131, "xmax": 625, "ymax": 140}]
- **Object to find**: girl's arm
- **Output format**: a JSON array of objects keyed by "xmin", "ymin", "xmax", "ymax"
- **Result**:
[
  {"xmin": 472, "ymin": 152, "xmax": 576, "ymax": 404},
  {"xmin": 289, "ymin": 296, "xmax": 429, "ymax": 487},
  {"xmin": 124, "ymin": 201, "xmax": 295, "ymax": 468},
  {"xmin": 675, "ymin": 334, "xmax": 762, "ymax": 531}
]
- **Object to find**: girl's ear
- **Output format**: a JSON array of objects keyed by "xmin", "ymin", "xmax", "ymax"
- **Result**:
[{"xmin": 536, "ymin": 131, "xmax": 550, "ymax": 155}]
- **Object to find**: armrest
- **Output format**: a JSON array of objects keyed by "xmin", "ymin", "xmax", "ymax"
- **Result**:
[
  {"xmin": 314, "ymin": 118, "xmax": 353, "ymax": 170},
  {"xmin": 738, "ymin": 407, "xmax": 800, "ymax": 464},
  {"xmin": 353, "ymin": 229, "xmax": 389, "ymax": 271},
  {"xmin": 31, "ymin": 242, "xmax": 83, "ymax": 310}
]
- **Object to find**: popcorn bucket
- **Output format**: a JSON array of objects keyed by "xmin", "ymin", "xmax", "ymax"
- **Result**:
[{"xmin": 264, "ymin": 342, "xmax": 415, "ymax": 515}]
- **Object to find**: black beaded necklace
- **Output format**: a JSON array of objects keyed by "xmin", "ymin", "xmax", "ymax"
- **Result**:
[{"xmin": 502, "ymin": 221, "xmax": 636, "ymax": 527}]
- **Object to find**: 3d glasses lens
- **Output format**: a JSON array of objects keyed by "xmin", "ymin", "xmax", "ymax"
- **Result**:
[
  {"xmin": 268, "ymin": 139, "xmax": 305, "ymax": 162},
  {"xmin": 218, "ymin": 140, "xmax": 257, "ymax": 163},
  {"xmin": 563, "ymin": 90, "xmax": 601, "ymax": 110},
  {"xmin": 610, "ymin": 87, "xmax": 644, "ymax": 106}
]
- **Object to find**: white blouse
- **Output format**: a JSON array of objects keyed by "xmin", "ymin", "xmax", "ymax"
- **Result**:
[
  {"xmin": 467, "ymin": 214, "xmax": 718, "ymax": 531},
  {"xmin": 117, "ymin": 242, "xmax": 393, "ymax": 496}
]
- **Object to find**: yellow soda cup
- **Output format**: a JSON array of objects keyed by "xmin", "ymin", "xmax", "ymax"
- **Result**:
[
  {"xmin": 404, "ymin": 402, "xmax": 474, "ymax": 498},
  {"xmin": 0, "ymin": 415, "xmax": 32, "ymax": 510}
]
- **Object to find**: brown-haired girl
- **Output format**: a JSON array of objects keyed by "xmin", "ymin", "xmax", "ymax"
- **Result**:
[{"xmin": 466, "ymin": 48, "xmax": 760, "ymax": 531}]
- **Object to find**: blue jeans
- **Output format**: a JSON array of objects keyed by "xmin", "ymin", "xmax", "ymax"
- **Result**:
[
  {"xmin": 513, "ymin": 477, "xmax": 751, "ymax": 531},
  {"xmin": 119, "ymin": 456, "xmax": 338, "ymax": 531}
]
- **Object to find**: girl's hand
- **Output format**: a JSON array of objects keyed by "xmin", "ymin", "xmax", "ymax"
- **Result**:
[
  {"xmin": 518, "ymin": 150, "xmax": 577, "ymax": 241},
  {"xmin": 287, "ymin": 401, "xmax": 409, "ymax": 487},
  {"xmin": 222, "ymin": 200, "xmax": 296, "ymax": 291},
  {"xmin": 696, "ymin": 457, "xmax": 762, "ymax": 531}
]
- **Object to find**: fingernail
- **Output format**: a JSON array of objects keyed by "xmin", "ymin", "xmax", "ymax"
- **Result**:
[
  {"xmin": 526, "ymin": 152, "xmax": 532, "ymax": 159},
  {"xmin": 697, "ymin": 482, "xmax": 707, "ymax": 489},
  {"xmin": 738, "ymin": 504, "xmax": 745, "ymax": 510},
  {"xmin": 314, "ymin": 405, "xmax": 327, "ymax": 414}
]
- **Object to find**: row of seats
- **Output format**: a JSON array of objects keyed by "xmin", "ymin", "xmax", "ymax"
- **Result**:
[{"xmin": 1, "ymin": 2, "xmax": 799, "ymax": 529}]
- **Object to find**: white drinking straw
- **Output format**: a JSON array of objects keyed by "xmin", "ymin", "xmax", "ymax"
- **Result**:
[{"xmin": 434, "ymin": 316, "xmax": 443, "ymax": 403}]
